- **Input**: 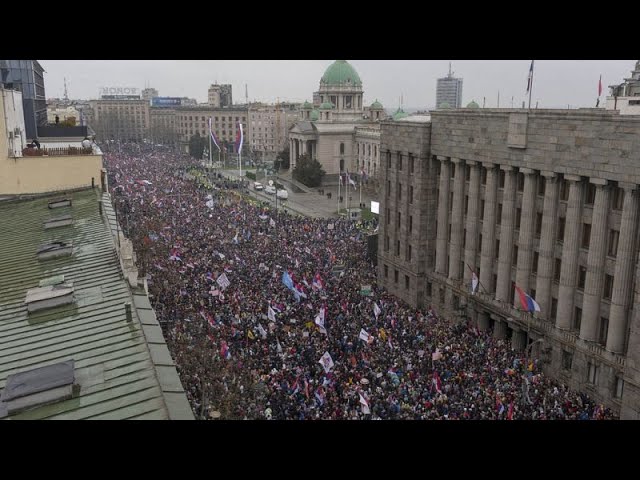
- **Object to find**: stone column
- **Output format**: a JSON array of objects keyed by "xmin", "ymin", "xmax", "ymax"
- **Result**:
[
  {"xmin": 290, "ymin": 139, "xmax": 294, "ymax": 166},
  {"xmin": 511, "ymin": 327, "xmax": 522, "ymax": 350},
  {"xmin": 494, "ymin": 319, "xmax": 507, "ymax": 339},
  {"xmin": 435, "ymin": 158, "xmax": 451, "ymax": 275},
  {"xmin": 496, "ymin": 166, "xmax": 517, "ymax": 303},
  {"xmin": 556, "ymin": 175, "xmax": 584, "ymax": 330},
  {"xmin": 535, "ymin": 172, "xmax": 559, "ymax": 320},
  {"xmin": 480, "ymin": 163, "xmax": 498, "ymax": 293},
  {"xmin": 607, "ymin": 184, "xmax": 640, "ymax": 353},
  {"xmin": 515, "ymin": 169, "xmax": 537, "ymax": 303},
  {"xmin": 449, "ymin": 158, "xmax": 466, "ymax": 281},
  {"xmin": 464, "ymin": 161, "xmax": 481, "ymax": 287},
  {"xmin": 580, "ymin": 180, "xmax": 611, "ymax": 342},
  {"xmin": 477, "ymin": 312, "xmax": 490, "ymax": 331}
]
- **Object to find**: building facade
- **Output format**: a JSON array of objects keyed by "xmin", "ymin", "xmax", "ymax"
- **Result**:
[
  {"xmin": 174, "ymin": 106, "xmax": 247, "ymax": 155},
  {"xmin": 289, "ymin": 60, "xmax": 387, "ymax": 180},
  {"xmin": 0, "ymin": 60, "xmax": 47, "ymax": 139},
  {"xmin": 88, "ymin": 98, "xmax": 150, "ymax": 142},
  {"xmin": 606, "ymin": 60, "xmax": 640, "ymax": 115},
  {"xmin": 248, "ymin": 102, "xmax": 299, "ymax": 160},
  {"xmin": 142, "ymin": 87, "xmax": 159, "ymax": 104},
  {"xmin": 378, "ymin": 107, "xmax": 640, "ymax": 419},
  {"xmin": 436, "ymin": 64, "xmax": 463, "ymax": 109},
  {"xmin": 208, "ymin": 84, "xmax": 233, "ymax": 108}
]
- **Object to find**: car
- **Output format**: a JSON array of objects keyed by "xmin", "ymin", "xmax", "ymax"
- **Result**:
[
  {"xmin": 265, "ymin": 185, "xmax": 276, "ymax": 195},
  {"xmin": 276, "ymin": 189, "xmax": 288, "ymax": 200},
  {"xmin": 254, "ymin": 182, "xmax": 264, "ymax": 191}
]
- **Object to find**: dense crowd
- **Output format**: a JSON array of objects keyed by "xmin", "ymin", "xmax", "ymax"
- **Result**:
[{"xmin": 104, "ymin": 142, "xmax": 616, "ymax": 420}]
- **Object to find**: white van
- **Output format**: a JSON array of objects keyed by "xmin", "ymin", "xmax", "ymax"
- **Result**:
[
  {"xmin": 265, "ymin": 185, "xmax": 276, "ymax": 195},
  {"xmin": 276, "ymin": 189, "xmax": 288, "ymax": 200},
  {"xmin": 254, "ymin": 182, "xmax": 264, "ymax": 191}
]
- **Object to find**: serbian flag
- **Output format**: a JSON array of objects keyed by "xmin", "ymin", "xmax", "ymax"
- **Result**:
[
  {"xmin": 526, "ymin": 60, "xmax": 534, "ymax": 93},
  {"xmin": 471, "ymin": 271, "xmax": 479, "ymax": 295},
  {"xmin": 515, "ymin": 284, "xmax": 541, "ymax": 312},
  {"xmin": 235, "ymin": 122, "xmax": 244, "ymax": 154},
  {"xmin": 346, "ymin": 170, "xmax": 357, "ymax": 189},
  {"xmin": 312, "ymin": 273, "xmax": 324, "ymax": 290},
  {"xmin": 208, "ymin": 117, "xmax": 221, "ymax": 151},
  {"xmin": 361, "ymin": 168, "xmax": 368, "ymax": 182},
  {"xmin": 220, "ymin": 340, "xmax": 231, "ymax": 360},
  {"xmin": 598, "ymin": 74, "xmax": 603, "ymax": 97},
  {"xmin": 433, "ymin": 371, "xmax": 442, "ymax": 394}
]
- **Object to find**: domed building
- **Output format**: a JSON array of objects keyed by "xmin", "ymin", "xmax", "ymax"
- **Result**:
[{"xmin": 289, "ymin": 60, "xmax": 387, "ymax": 181}]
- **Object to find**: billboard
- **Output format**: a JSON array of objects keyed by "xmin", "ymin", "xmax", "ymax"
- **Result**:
[
  {"xmin": 152, "ymin": 97, "xmax": 183, "ymax": 107},
  {"xmin": 101, "ymin": 87, "xmax": 140, "ymax": 98},
  {"xmin": 370, "ymin": 201, "xmax": 380, "ymax": 215}
]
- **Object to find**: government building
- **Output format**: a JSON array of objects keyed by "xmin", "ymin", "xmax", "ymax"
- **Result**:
[{"xmin": 378, "ymin": 72, "xmax": 640, "ymax": 418}]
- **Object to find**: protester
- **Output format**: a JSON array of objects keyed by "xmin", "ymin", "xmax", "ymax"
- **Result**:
[{"xmin": 104, "ymin": 142, "xmax": 616, "ymax": 421}]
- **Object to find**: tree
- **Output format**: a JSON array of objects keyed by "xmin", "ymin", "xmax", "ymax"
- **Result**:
[
  {"xmin": 275, "ymin": 145, "xmax": 290, "ymax": 170},
  {"xmin": 189, "ymin": 133, "xmax": 206, "ymax": 159},
  {"xmin": 292, "ymin": 153, "xmax": 325, "ymax": 187}
]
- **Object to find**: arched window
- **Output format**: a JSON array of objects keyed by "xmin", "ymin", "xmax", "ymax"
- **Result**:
[{"xmin": 340, "ymin": 143, "xmax": 345, "ymax": 155}]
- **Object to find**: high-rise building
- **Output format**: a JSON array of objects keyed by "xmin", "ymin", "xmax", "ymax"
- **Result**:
[
  {"xmin": 378, "ymin": 107, "xmax": 640, "ymax": 419},
  {"xmin": 208, "ymin": 84, "xmax": 233, "ymax": 108},
  {"xmin": 0, "ymin": 60, "xmax": 47, "ymax": 139},
  {"xmin": 435, "ymin": 63, "xmax": 463, "ymax": 109}
]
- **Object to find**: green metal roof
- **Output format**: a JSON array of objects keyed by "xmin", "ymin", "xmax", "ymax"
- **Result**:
[
  {"xmin": 392, "ymin": 107, "xmax": 409, "ymax": 120},
  {"xmin": 302, "ymin": 101, "xmax": 313, "ymax": 109},
  {"xmin": 439, "ymin": 102, "xmax": 451, "ymax": 109},
  {"xmin": 370, "ymin": 99, "xmax": 384, "ymax": 109},
  {"xmin": 320, "ymin": 60, "xmax": 362, "ymax": 86},
  {"xmin": 0, "ymin": 189, "xmax": 192, "ymax": 420},
  {"xmin": 319, "ymin": 101, "xmax": 335, "ymax": 110},
  {"xmin": 310, "ymin": 109, "xmax": 320, "ymax": 121},
  {"xmin": 466, "ymin": 100, "xmax": 480, "ymax": 109}
]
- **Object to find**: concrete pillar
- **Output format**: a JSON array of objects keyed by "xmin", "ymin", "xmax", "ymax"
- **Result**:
[
  {"xmin": 464, "ymin": 161, "xmax": 481, "ymax": 286},
  {"xmin": 511, "ymin": 328, "xmax": 526, "ymax": 351},
  {"xmin": 607, "ymin": 184, "xmax": 640, "ymax": 353},
  {"xmin": 535, "ymin": 172, "xmax": 560, "ymax": 320},
  {"xmin": 480, "ymin": 163, "xmax": 498, "ymax": 293},
  {"xmin": 290, "ymin": 139, "xmax": 294, "ymax": 166},
  {"xmin": 556, "ymin": 175, "xmax": 584, "ymax": 330},
  {"xmin": 515, "ymin": 169, "xmax": 537, "ymax": 302},
  {"xmin": 580, "ymin": 180, "xmax": 611, "ymax": 342},
  {"xmin": 477, "ymin": 312, "xmax": 490, "ymax": 331},
  {"xmin": 435, "ymin": 158, "xmax": 451, "ymax": 275},
  {"xmin": 493, "ymin": 319, "xmax": 507, "ymax": 339},
  {"xmin": 496, "ymin": 166, "xmax": 517, "ymax": 303},
  {"xmin": 449, "ymin": 158, "xmax": 466, "ymax": 281}
]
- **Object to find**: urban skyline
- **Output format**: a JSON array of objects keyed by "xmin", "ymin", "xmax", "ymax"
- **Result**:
[{"xmin": 41, "ymin": 60, "xmax": 635, "ymax": 110}]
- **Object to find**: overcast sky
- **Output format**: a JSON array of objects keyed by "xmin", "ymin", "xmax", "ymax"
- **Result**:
[{"xmin": 40, "ymin": 60, "xmax": 637, "ymax": 110}]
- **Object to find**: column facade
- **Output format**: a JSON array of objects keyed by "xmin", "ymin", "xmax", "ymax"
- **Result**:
[
  {"xmin": 435, "ymin": 158, "xmax": 451, "ymax": 275},
  {"xmin": 556, "ymin": 175, "xmax": 584, "ymax": 330},
  {"xmin": 448, "ymin": 158, "xmax": 466, "ymax": 281},
  {"xmin": 535, "ymin": 172, "xmax": 559, "ymax": 320},
  {"xmin": 494, "ymin": 319, "xmax": 507, "ymax": 339},
  {"xmin": 479, "ymin": 163, "xmax": 498, "ymax": 293},
  {"xmin": 496, "ymin": 166, "xmax": 517, "ymax": 303},
  {"xmin": 515, "ymin": 169, "xmax": 538, "ymax": 302},
  {"xmin": 607, "ymin": 184, "xmax": 640, "ymax": 353},
  {"xmin": 580, "ymin": 180, "xmax": 611, "ymax": 342},
  {"xmin": 464, "ymin": 161, "xmax": 481, "ymax": 287}
]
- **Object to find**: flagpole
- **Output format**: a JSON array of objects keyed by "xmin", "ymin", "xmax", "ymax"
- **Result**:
[
  {"xmin": 209, "ymin": 118, "xmax": 212, "ymax": 167},
  {"xmin": 337, "ymin": 173, "xmax": 341, "ymax": 216},
  {"xmin": 528, "ymin": 60, "xmax": 534, "ymax": 110},
  {"xmin": 359, "ymin": 172, "xmax": 362, "ymax": 209},
  {"xmin": 465, "ymin": 262, "xmax": 488, "ymax": 294}
]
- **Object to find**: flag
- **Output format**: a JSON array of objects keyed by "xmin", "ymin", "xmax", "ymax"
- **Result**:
[
  {"xmin": 233, "ymin": 232, "xmax": 239, "ymax": 244},
  {"xmin": 359, "ymin": 328, "xmax": 370, "ymax": 343},
  {"xmin": 360, "ymin": 168, "xmax": 367, "ymax": 182},
  {"xmin": 208, "ymin": 117, "xmax": 221, "ymax": 151},
  {"xmin": 433, "ymin": 371, "xmax": 442, "ymax": 394},
  {"xmin": 270, "ymin": 218, "xmax": 276, "ymax": 227},
  {"xmin": 314, "ymin": 307, "xmax": 326, "ymax": 329},
  {"xmin": 526, "ymin": 60, "xmax": 534, "ymax": 93},
  {"xmin": 514, "ymin": 284, "xmax": 541, "ymax": 312},
  {"xmin": 247, "ymin": 329, "xmax": 255, "ymax": 340},
  {"xmin": 432, "ymin": 348, "xmax": 443, "ymax": 361},
  {"xmin": 471, "ymin": 271, "xmax": 479, "ymax": 295},
  {"xmin": 319, "ymin": 351, "xmax": 334, "ymax": 373},
  {"xmin": 282, "ymin": 271, "xmax": 294, "ymax": 290},
  {"xmin": 268, "ymin": 305, "xmax": 277, "ymax": 322},
  {"xmin": 235, "ymin": 122, "xmax": 244, "ymax": 154},
  {"xmin": 216, "ymin": 272, "xmax": 231, "ymax": 290},
  {"xmin": 276, "ymin": 339, "xmax": 283, "ymax": 354},
  {"xmin": 339, "ymin": 173, "xmax": 344, "ymax": 186},
  {"xmin": 373, "ymin": 302, "xmax": 381, "ymax": 318},
  {"xmin": 220, "ymin": 340, "xmax": 231, "ymax": 360},
  {"xmin": 312, "ymin": 273, "xmax": 324, "ymax": 290},
  {"xmin": 598, "ymin": 74, "xmax": 603, "ymax": 97},
  {"xmin": 347, "ymin": 170, "xmax": 357, "ymax": 189},
  {"xmin": 359, "ymin": 393, "xmax": 371, "ymax": 415},
  {"xmin": 507, "ymin": 400, "xmax": 514, "ymax": 420},
  {"xmin": 257, "ymin": 323, "xmax": 267, "ymax": 339}
]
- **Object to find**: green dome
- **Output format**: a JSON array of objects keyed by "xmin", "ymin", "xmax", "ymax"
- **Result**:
[
  {"xmin": 466, "ymin": 100, "xmax": 480, "ymax": 109},
  {"xmin": 439, "ymin": 102, "xmax": 451, "ymax": 109},
  {"xmin": 370, "ymin": 99, "xmax": 384, "ymax": 110},
  {"xmin": 392, "ymin": 107, "xmax": 408, "ymax": 120},
  {"xmin": 310, "ymin": 109, "xmax": 319, "ymax": 121},
  {"xmin": 319, "ymin": 101, "xmax": 335, "ymax": 110},
  {"xmin": 321, "ymin": 60, "xmax": 362, "ymax": 86},
  {"xmin": 302, "ymin": 101, "xmax": 313, "ymax": 109}
]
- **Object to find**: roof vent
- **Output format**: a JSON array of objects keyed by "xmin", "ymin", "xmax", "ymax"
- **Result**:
[
  {"xmin": 37, "ymin": 241, "xmax": 73, "ymax": 260},
  {"xmin": 0, "ymin": 360, "xmax": 75, "ymax": 418},
  {"xmin": 44, "ymin": 214, "xmax": 73, "ymax": 229},
  {"xmin": 48, "ymin": 197, "xmax": 72, "ymax": 209},
  {"xmin": 24, "ymin": 283, "xmax": 75, "ymax": 312},
  {"xmin": 39, "ymin": 274, "xmax": 65, "ymax": 287}
]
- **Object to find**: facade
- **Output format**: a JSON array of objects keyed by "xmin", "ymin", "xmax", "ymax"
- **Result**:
[
  {"xmin": 149, "ymin": 107, "xmax": 178, "ymax": 145},
  {"xmin": 208, "ymin": 84, "xmax": 232, "ymax": 108},
  {"xmin": 289, "ymin": 60, "xmax": 387, "ymax": 180},
  {"xmin": 248, "ymin": 102, "xmax": 299, "ymax": 160},
  {"xmin": 142, "ymin": 87, "xmax": 159, "ymax": 103},
  {"xmin": 378, "ymin": 107, "xmax": 640, "ymax": 419},
  {"xmin": 47, "ymin": 105, "xmax": 80, "ymax": 125},
  {"xmin": 0, "ymin": 60, "xmax": 47, "ymax": 139},
  {"xmin": 174, "ymin": 106, "xmax": 247, "ymax": 154},
  {"xmin": 436, "ymin": 64, "xmax": 463, "ymax": 109},
  {"xmin": 88, "ymin": 98, "xmax": 150, "ymax": 142},
  {"xmin": 606, "ymin": 60, "xmax": 640, "ymax": 115}
]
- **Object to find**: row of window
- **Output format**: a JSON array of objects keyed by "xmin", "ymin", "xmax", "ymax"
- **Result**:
[
  {"xmin": 386, "ymin": 151, "xmax": 416, "ymax": 173},
  {"xmin": 382, "ymin": 264, "xmax": 411, "ymax": 290},
  {"xmin": 386, "ymin": 182, "xmax": 415, "ymax": 203},
  {"xmin": 561, "ymin": 352, "xmax": 624, "ymax": 398}
]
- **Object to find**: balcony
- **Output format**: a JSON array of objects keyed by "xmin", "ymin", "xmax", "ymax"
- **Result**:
[{"xmin": 22, "ymin": 146, "xmax": 94, "ymax": 157}]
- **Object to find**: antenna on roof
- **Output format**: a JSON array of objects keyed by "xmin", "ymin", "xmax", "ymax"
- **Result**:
[{"xmin": 63, "ymin": 77, "xmax": 69, "ymax": 102}]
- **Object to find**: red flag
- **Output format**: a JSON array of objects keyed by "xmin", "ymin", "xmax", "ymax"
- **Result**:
[
  {"xmin": 507, "ymin": 400, "xmax": 514, "ymax": 420},
  {"xmin": 598, "ymin": 75, "xmax": 602, "ymax": 97}
]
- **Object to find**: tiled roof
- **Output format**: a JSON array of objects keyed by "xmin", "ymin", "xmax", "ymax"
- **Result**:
[{"xmin": 0, "ymin": 189, "xmax": 192, "ymax": 420}]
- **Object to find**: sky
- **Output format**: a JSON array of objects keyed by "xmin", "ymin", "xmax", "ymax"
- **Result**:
[{"xmin": 40, "ymin": 60, "xmax": 637, "ymax": 110}]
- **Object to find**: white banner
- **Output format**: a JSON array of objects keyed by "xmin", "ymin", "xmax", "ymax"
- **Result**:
[
  {"xmin": 319, "ymin": 351, "xmax": 334, "ymax": 373},
  {"xmin": 216, "ymin": 272, "xmax": 231, "ymax": 290}
]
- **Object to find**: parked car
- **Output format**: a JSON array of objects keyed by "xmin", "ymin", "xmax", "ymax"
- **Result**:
[
  {"xmin": 276, "ymin": 189, "xmax": 289, "ymax": 200},
  {"xmin": 265, "ymin": 185, "xmax": 276, "ymax": 195},
  {"xmin": 254, "ymin": 182, "xmax": 264, "ymax": 191}
]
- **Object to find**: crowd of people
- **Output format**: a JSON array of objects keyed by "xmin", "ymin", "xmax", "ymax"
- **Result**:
[{"xmin": 104, "ymin": 142, "xmax": 616, "ymax": 420}]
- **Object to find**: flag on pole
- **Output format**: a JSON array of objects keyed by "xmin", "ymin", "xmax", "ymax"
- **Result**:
[
  {"xmin": 235, "ymin": 122, "xmax": 244, "ymax": 154},
  {"xmin": 216, "ymin": 272, "xmax": 231, "ymax": 290},
  {"xmin": 208, "ymin": 117, "xmax": 221, "ymax": 151},
  {"xmin": 314, "ymin": 306, "xmax": 326, "ymax": 330},
  {"xmin": 360, "ymin": 168, "xmax": 367, "ymax": 182},
  {"xmin": 598, "ymin": 74, "xmax": 603, "ymax": 97},
  {"xmin": 514, "ymin": 284, "xmax": 541, "ymax": 312},
  {"xmin": 347, "ymin": 170, "xmax": 357, "ymax": 189},
  {"xmin": 373, "ymin": 302, "xmax": 381, "ymax": 318},
  {"xmin": 268, "ymin": 305, "xmax": 276, "ymax": 322},
  {"xmin": 507, "ymin": 400, "xmax": 514, "ymax": 420},
  {"xmin": 339, "ymin": 173, "xmax": 344, "ymax": 186},
  {"xmin": 359, "ymin": 328, "xmax": 370, "ymax": 343},
  {"xmin": 526, "ymin": 60, "xmax": 534, "ymax": 93},
  {"xmin": 433, "ymin": 371, "xmax": 442, "ymax": 394},
  {"xmin": 282, "ymin": 271, "xmax": 294, "ymax": 290},
  {"xmin": 359, "ymin": 393, "xmax": 371, "ymax": 415},
  {"xmin": 471, "ymin": 271, "xmax": 479, "ymax": 295},
  {"xmin": 319, "ymin": 351, "xmax": 334, "ymax": 373}
]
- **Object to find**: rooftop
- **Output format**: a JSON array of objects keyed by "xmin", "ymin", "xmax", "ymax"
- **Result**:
[{"xmin": 0, "ymin": 189, "xmax": 192, "ymax": 420}]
